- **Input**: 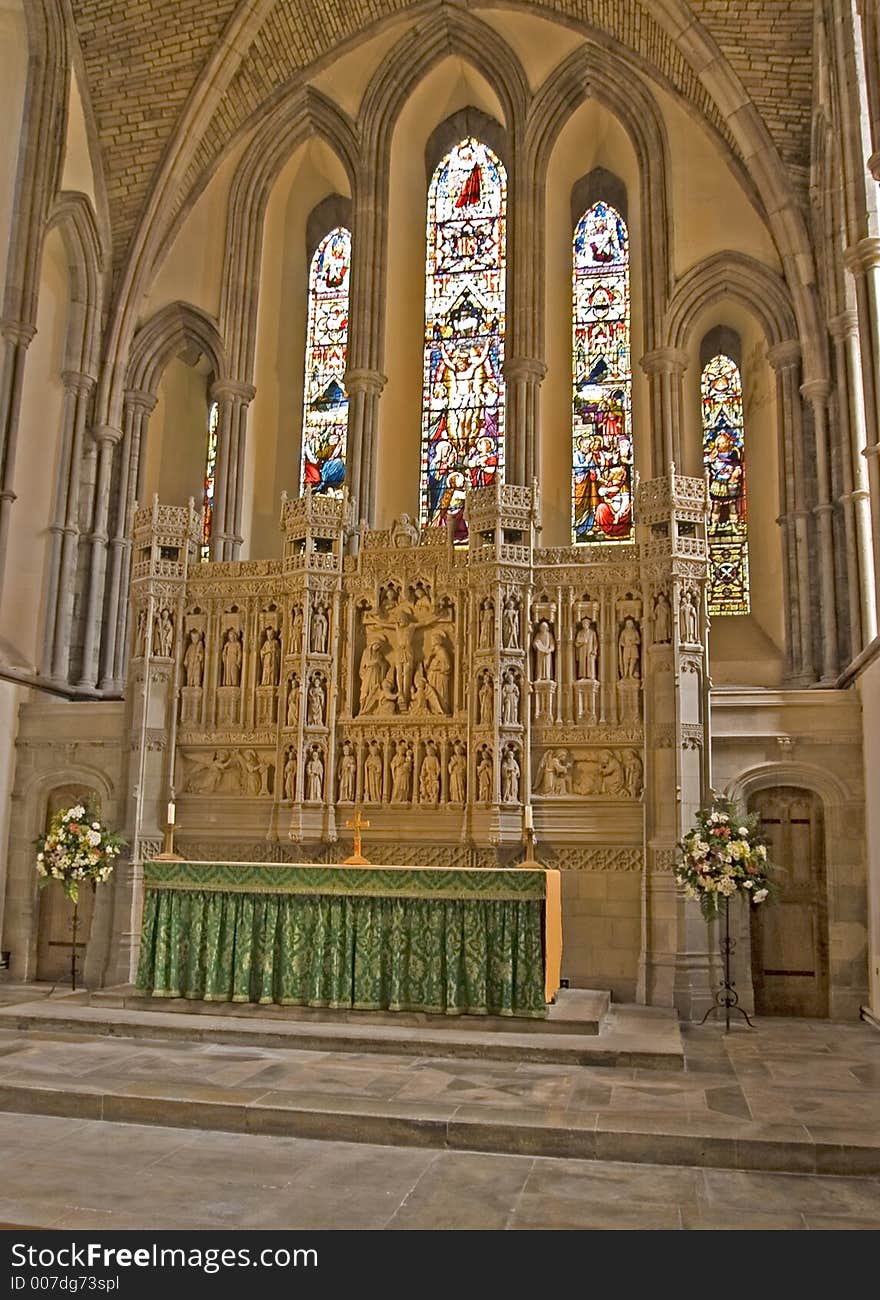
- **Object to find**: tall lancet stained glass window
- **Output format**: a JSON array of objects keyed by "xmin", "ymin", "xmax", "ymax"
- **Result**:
[
  {"xmin": 701, "ymin": 354, "xmax": 749, "ymax": 614},
  {"xmin": 571, "ymin": 202, "xmax": 633, "ymax": 544},
  {"xmin": 300, "ymin": 226, "xmax": 351, "ymax": 497},
  {"xmin": 201, "ymin": 399, "xmax": 219, "ymax": 561},
  {"xmin": 421, "ymin": 138, "xmax": 506, "ymax": 540}
]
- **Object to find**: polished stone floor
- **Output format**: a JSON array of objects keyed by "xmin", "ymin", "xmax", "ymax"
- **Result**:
[
  {"xmin": 1, "ymin": 1111, "xmax": 879, "ymax": 1231},
  {"xmin": 0, "ymin": 989, "xmax": 879, "ymax": 1229}
]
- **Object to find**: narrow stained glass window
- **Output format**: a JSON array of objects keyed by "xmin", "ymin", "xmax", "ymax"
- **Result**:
[
  {"xmin": 301, "ymin": 226, "xmax": 351, "ymax": 497},
  {"xmin": 701, "ymin": 353, "xmax": 750, "ymax": 614},
  {"xmin": 421, "ymin": 137, "xmax": 506, "ymax": 541},
  {"xmin": 571, "ymin": 201, "xmax": 633, "ymax": 545},
  {"xmin": 201, "ymin": 399, "xmax": 219, "ymax": 561}
]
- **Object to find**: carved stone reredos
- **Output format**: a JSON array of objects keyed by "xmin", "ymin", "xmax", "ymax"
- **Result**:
[{"xmin": 127, "ymin": 479, "xmax": 710, "ymax": 855}]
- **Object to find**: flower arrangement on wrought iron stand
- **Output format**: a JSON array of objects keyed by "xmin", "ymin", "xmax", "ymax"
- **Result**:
[
  {"xmin": 675, "ymin": 793, "xmax": 775, "ymax": 1032},
  {"xmin": 35, "ymin": 801, "xmax": 126, "ymax": 991}
]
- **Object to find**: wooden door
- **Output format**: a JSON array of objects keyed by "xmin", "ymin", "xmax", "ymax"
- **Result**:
[
  {"xmin": 36, "ymin": 785, "xmax": 97, "ymax": 984},
  {"xmin": 748, "ymin": 787, "xmax": 828, "ymax": 1017}
]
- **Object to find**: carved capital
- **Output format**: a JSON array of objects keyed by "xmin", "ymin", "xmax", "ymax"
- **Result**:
[
  {"xmin": 124, "ymin": 387, "xmax": 158, "ymax": 415},
  {"xmin": 800, "ymin": 378, "xmax": 831, "ymax": 405},
  {"xmin": 0, "ymin": 317, "xmax": 36, "ymax": 347},
  {"xmin": 766, "ymin": 339, "xmax": 801, "ymax": 373},
  {"xmin": 61, "ymin": 370, "xmax": 96, "ymax": 398},
  {"xmin": 828, "ymin": 310, "xmax": 859, "ymax": 342},
  {"xmin": 504, "ymin": 356, "xmax": 547, "ymax": 383},
  {"xmin": 844, "ymin": 236, "xmax": 880, "ymax": 275},
  {"xmin": 344, "ymin": 367, "xmax": 387, "ymax": 396},
  {"xmin": 91, "ymin": 422, "xmax": 123, "ymax": 446},
  {"xmin": 210, "ymin": 378, "xmax": 256, "ymax": 406},
  {"xmin": 639, "ymin": 347, "xmax": 689, "ymax": 377}
]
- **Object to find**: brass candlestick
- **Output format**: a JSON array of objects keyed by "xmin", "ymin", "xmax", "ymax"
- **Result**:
[{"xmin": 153, "ymin": 801, "xmax": 184, "ymax": 861}]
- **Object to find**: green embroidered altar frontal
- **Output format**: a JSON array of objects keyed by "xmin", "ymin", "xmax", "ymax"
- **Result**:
[{"xmin": 136, "ymin": 861, "xmax": 557, "ymax": 1018}]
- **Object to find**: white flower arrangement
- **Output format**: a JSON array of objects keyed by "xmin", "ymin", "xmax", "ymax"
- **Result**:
[
  {"xmin": 35, "ymin": 801, "xmax": 126, "ymax": 904},
  {"xmin": 675, "ymin": 793, "xmax": 775, "ymax": 921}
]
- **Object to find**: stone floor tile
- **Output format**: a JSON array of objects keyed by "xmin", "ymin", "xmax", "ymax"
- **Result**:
[
  {"xmin": 510, "ymin": 1192, "xmax": 683, "ymax": 1231},
  {"xmin": 525, "ymin": 1155, "xmax": 702, "ymax": 1204}
]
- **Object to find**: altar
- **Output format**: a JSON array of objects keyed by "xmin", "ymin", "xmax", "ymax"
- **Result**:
[{"xmin": 136, "ymin": 861, "xmax": 562, "ymax": 1018}]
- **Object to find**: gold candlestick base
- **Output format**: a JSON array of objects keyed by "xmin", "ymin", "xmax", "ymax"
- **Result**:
[
  {"xmin": 153, "ymin": 823, "xmax": 185, "ymax": 861},
  {"xmin": 516, "ymin": 827, "xmax": 544, "ymax": 870},
  {"xmin": 342, "ymin": 808, "xmax": 371, "ymax": 867}
]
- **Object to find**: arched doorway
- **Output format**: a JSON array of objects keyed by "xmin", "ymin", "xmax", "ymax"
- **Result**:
[
  {"xmin": 35, "ymin": 784, "xmax": 97, "ymax": 983},
  {"xmin": 748, "ymin": 786, "xmax": 829, "ymax": 1017}
]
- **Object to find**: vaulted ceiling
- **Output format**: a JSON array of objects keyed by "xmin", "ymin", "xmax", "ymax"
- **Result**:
[{"xmin": 67, "ymin": 0, "xmax": 817, "ymax": 278}]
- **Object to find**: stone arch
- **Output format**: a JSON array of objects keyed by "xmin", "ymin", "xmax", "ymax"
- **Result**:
[
  {"xmin": 220, "ymin": 89, "xmax": 359, "ymax": 383},
  {"xmin": 664, "ymin": 252, "xmax": 797, "ymax": 353},
  {"xmin": 127, "ymin": 300, "xmax": 227, "ymax": 396},
  {"xmin": 724, "ymin": 758, "xmax": 865, "ymax": 1018},
  {"xmin": 4, "ymin": 760, "xmax": 116, "ymax": 982},
  {"xmin": 44, "ymin": 190, "xmax": 106, "ymax": 376}
]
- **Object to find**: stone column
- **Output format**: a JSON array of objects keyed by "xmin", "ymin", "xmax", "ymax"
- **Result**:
[
  {"xmin": 42, "ymin": 369, "xmax": 95, "ymax": 682},
  {"xmin": 101, "ymin": 389, "xmax": 157, "ymax": 689},
  {"xmin": 78, "ymin": 423, "xmax": 123, "ymax": 688},
  {"xmin": 830, "ymin": 310, "xmax": 877, "ymax": 651},
  {"xmin": 768, "ymin": 341, "xmax": 815, "ymax": 683},
  {"xmin": 504, "ymin": 357, "xmax": 546, "ymax": 485},
  {"xmin": 344, "ymin": 367, "xmax": 386, "ymax": 537},
  {"xmin": 845, "ymin": 237, "xmax": 880, "ymax": 621},
  {"xmin": 801, "ymin": 379, "xmax": 840, "ymax": 682},
  {"xmin": 0, "ymin": 318, "xmax": 36, "ymax": 601},
  {"xmin": 210, "ymin": 379, "xmax": 255, "ymax": 561},
  {"xmin": 640, "ymin": 348, "xmax": 689, "ymax": 475}
]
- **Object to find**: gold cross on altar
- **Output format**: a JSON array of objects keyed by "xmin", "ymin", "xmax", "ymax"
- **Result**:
[{"xmin": 343, "ymin": 808, "xmax": 371, "ymax": 866}]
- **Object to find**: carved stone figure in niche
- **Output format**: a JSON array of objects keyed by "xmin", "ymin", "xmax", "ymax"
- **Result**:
[
  {"xmin": 283, "ymin": 748, "xmax": 297, "ymax": 802},
  {"xmin": 478, "ymin": 672, "xmax": 494, "ymax": 726},
  {"xmin": 390, "ymin": 742, "xmax": 413, "ymax": 804},
  {"xmin": 134, "ymin": 608, "xmax": 147, "ymax": 658},
  {"xmin": 184, "ymin": 749, "xmax": 234, "ymax": 794},
  {"xmin": 364, "ymin": 741, "xmax": 383, "ymax": 802},
  {"xmin": 503, "ymin": 597, "xmax": 519, "ymax": 649},
  {"xmin": 623, "ymin": 749, "xmax": 643, "ymax": 799},
  {"xmin": 680, "ymin": 588, "xmax": 699, "ymax": 644},
  {"xmin": 419, "ymin": 741, "xmax": 441, "ymax": 804},
  {"xmin": 425, "ymin": 632, "xmax": 453, "ymax": 715},
  {"xmin": 306, "ymin": 747, "xmax": 324, "ymax": 802},
  {"xmin": 532, "ymin": 620, "xmax": 555, "ymax": 681},
  {"xmin": 653, "ymin": 590, "xmax": 672, "ymax": 644},
  {"xmin": 258, "ymin": 756, "xmax": 273, "ymax": 797},
  {"xmin": 599, "ymin": 749, "xmax": 626, "ymax": 796},
  {"xmin": 376, "ymin": 668, "xmax": 400, "ymax": 715},
  {"xmin": 290, "ymin": 605, "xmax": 303, "ymax": 649},
  {"xmin": 153, "ymin": 607, "xmax": 174, "ymax": 658},
  {"xmin": 183, "ymin": 630, "xmax": 204, "ymax": 687},
  {"xmin": 307, "ymin": 675, "xmax": 325, "ymax": 727},
  {"xmin": 618, "ymin": 617, "xmax": 641, "ymax": 680},
  {"xmin": 448, "ymin": 743, "xmax": 467, "ymax": 804},
  {"xmin": 358, "ymin": 639, "xmax": 387, "ymax": 715},
  {"xmin": 412, "ymin": 581, "xmax": 432, "ymax": 613},
  {"xmin": 221, "ymin": 628, "xmax": 242, "ymax": 687},
  {"xmin": 286, "ymin": 675, "xmax": 300, "ymax": 728},
  {"xmin": 238, "ymin": 749, "xmax": 263, "ymax": 796},
  {"xmin": 575, "ymin": 619, "xmax": 598, "ymax": 681},
  {"xmin": 391, "ymin": 513, "xmax": 419, "ymax": 548},
  {"xmin": 338, "ymin": 741, "xmax": 356, "ymax": 803},
  {"xmin": 310, "ymin": 603, "xmax": 329, "ymax": 654},
  {"xmin": 260, "ymin": 627, "xmax": 280, "ymax": 686},
  {"xmin": 501, "ymin": 671, "xmax": 519, "ymax": 726},
  {"xmin": 477, "ymin": 748, "xmax": 494, "ymax": 803},
  {"xmin": 478, "ymin": 600, "xmax": 494, "ymax": 650},
  {"xmin": 501, "ymin": 747, "xmax": 520, "ymax": 804},
  {"xmin": 411, "ymin": 663, "xmax": 443, "ymax": 715},
  {"xmin": 533, "ymin": 748, "xmax": 572, "ymax": 796}
]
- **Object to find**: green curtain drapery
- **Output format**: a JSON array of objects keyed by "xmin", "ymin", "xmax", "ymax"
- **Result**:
[{"xmin": 136, "ymin": 875, "xmax": 548, "ymax": 1018}]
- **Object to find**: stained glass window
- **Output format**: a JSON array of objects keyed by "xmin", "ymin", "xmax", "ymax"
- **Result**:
[
  {"xmin": 420, "ymin": 138, "xmax": 506, "ymax": 540},
  {"xmin": 301, "ymin": 226, "xmax": 351, "ymax": 497},
  {"xmin": 571, "ymin": 201, "xmax": 633, "ymax": 545},
  {"xmin": 201, "ymin": 399, "xmax": 219, "ymax": 561},
  {"xmin": 701, "ymin": 353, "xmax": 750, "ymax": 614}
]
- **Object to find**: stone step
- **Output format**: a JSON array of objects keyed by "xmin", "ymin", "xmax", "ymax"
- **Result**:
[
  {"xmin": 0, "ymin": 998, "xmax": 677, "ymax": 1070},
  {"xmin": 88, "ymin": 984, "xmax": 611, "ymax": 1037},
  {"xmin": 0, "ymin": 1070, "xmax": 875, "ymax": 1177}
]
